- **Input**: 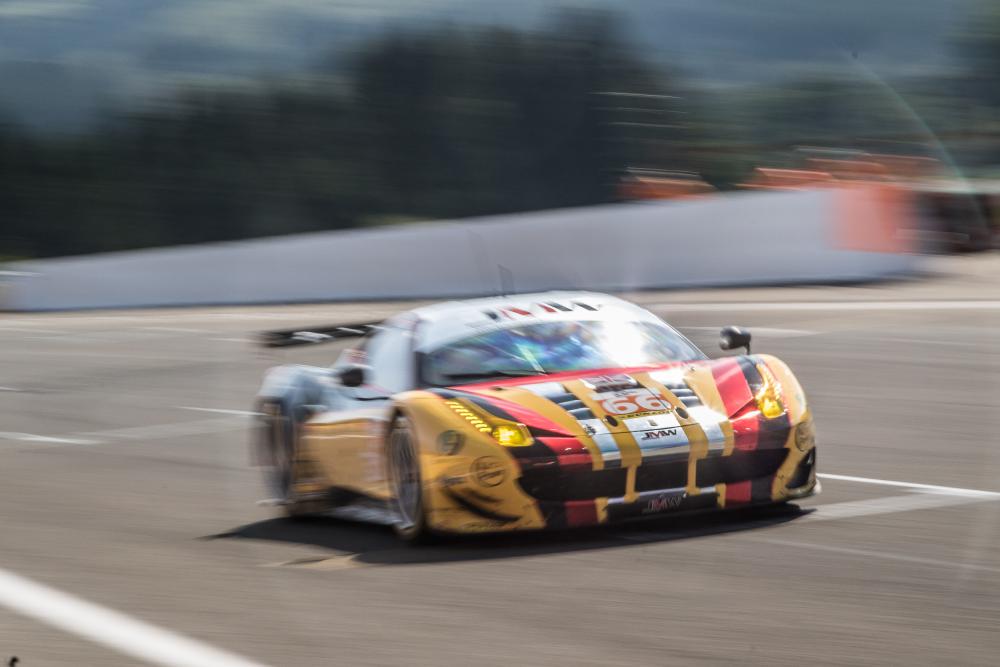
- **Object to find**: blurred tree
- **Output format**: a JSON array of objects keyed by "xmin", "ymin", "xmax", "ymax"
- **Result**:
[
  {"xmin": 955, "ymin": 2, "xmax": 1000, "ymax": 110},
  {"xmin": 0, "ymin": 11, "xmax": 691, "ymax": 259},
  {"xmin": 6, "ymin": 5, "xmax": 996, "ymax": 260},
  {"xmin": 352, "ymin": 11, "xmax": 681, "ymax": 218}
]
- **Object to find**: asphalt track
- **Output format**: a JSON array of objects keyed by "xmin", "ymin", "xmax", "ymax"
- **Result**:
[{"xmin": 2, "ymin": 254, "xmax": 1000, "ymax": 666}]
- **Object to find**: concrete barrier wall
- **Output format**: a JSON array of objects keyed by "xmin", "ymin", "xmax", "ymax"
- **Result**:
[{"xmin": 3, "ymin": 188, "xmax": 918, "ymax": 311}]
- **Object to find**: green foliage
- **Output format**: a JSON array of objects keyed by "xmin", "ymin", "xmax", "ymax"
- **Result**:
[
  {"xmin": 0, "ymin": 12, "xmax": 688, "ymax": 258},
  {"xmin": 955, "ymin": 2, "xmax": 1000, "ymax": 109},
  {"xmin": 0, "ymin": 8, "xmax": 997, "ymax": 259}
]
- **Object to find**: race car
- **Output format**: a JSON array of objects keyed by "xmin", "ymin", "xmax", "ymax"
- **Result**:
[{"xmin": 254, "ymin": 291, "xmax": 818, "ymax": 541}]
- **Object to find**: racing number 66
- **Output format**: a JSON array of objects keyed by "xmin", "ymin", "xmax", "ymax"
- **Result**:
[{"xmin": 601, "ymin": 393, "xmax": 669, "ymax": 415}]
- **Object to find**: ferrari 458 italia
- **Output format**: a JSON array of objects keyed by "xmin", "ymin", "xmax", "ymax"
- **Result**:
[{"xmin": 254, "ymin": 292, "xmax": 818, "ymax": 541}]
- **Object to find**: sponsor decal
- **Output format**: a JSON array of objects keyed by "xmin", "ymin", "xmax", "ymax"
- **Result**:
[
  {"xmin": 437, "ymin": 429, "xmax": 464, "ymax": 455},
  {"xmin": 582, "ymin": 374, "xmax": 638, "ymax": 392},
  {"xmin": 627, "ymin": 413, "xmax": 681, "ymax": 430},
  {"xmin": 626, "ymin": 413, "xmax": 689, "ymax": 456},
  {"xmin": 640, "ymin": 428, "xmax": 680, "ymax": 441},
  {"xmin": 642, "ymin": 491, "xmax": 686, "ymax": 514},
  {"xmin": 482, "ymin": 301, "xmax": 601, "ymax": 322},
  {"xmin": 471, "ymin": 456, "xmax": 507, "ymax": 487},
  {"xmin": 597, "ymin": 390, "xmax": 672, "ymax": 416},
  {"xmin": 344, "ymin": 349, "xmax": 367, "ymax": 364}
]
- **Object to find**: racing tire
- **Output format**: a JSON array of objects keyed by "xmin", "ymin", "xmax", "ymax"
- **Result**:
[
  {"xmin": 386, "ymin": 415, "xmax": 431, "ymax": 543},
  {"xmin": 260, "ymin": 400, "xmax": 312, "ymax": 519}
]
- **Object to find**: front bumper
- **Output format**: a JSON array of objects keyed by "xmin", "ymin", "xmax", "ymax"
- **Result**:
[{"xmin": 426, "ymin": 445, "xmax": 818, "ymax": 534}]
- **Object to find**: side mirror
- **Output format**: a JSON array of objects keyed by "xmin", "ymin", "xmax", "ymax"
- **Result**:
[
  {"xmin": 719, "ymin": 326, "xmax": 752, "ymax": 354},
  {"xmin": 339, "ymin": 364, "xmax": 367, "ymax": 388}
]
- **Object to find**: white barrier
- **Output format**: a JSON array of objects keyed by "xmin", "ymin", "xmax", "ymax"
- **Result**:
[{"xmin": 2, "ymin": 189, "xmax": 918, "ymax": 311}]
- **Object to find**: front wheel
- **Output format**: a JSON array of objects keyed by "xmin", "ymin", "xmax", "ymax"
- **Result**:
[{"xmin": 386, "ymin": 416, "xmax": 429, "ymax": 542}]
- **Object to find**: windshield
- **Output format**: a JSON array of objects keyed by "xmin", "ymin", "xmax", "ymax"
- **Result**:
[{"xmin": 421, "ymin": 320, "xmax": 704, "ymax": 386}]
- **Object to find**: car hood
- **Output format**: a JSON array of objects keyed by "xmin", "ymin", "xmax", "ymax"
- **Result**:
[{"xmin": 438, "ymin": 354, "xmax": 806, "ymax": 468}]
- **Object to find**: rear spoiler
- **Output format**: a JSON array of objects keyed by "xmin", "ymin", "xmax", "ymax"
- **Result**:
[{"xmin": 259, "ymin": 321, "xmax": 381, "ymax": 348}]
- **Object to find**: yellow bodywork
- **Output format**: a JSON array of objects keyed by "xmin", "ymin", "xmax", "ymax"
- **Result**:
[{"xmin": 293, "ymin": 354, "xmax": 817, "ymax": 534}]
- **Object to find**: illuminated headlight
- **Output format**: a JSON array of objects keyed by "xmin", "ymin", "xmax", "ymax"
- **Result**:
[
  {"xmin": 491, "ymin": 423, "xmax": 532, "ymax": 447},
  {"xmin": 754, "ymin": 362, "xmax": 786, "ymax": 419},
  {"xmin": 443, "ymin": 398, "xmax": 534, "ymax": 447}
]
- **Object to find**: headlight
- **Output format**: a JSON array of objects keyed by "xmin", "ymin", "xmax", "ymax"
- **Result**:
[
  {"xmin": 754, "ymin": 362, "xmax": 786, "ymax": 419},
  {"xmin": 491, "ymin": 423, "xmax": 532, "ymax": 447},
  {"xmin": 444, "ymin": 398, "xmax": 534, "ymax": 447}
]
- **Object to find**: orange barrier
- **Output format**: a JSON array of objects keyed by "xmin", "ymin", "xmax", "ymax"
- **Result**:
[
  {"xmin": 833, "ymin": 184, "xmax": 917, "ymax": 254},
  {"xmin": 738, "ymin": 168, "xmax": 837, "ymax": 190},
  {"xmin": 617, "ymin": 171, "xmax": 715, "ymax": 200}
]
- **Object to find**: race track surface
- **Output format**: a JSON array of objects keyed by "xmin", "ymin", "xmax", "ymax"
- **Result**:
[{"xmin": 2, "ymin": 257, "xmax": 999, "ymax": 666}]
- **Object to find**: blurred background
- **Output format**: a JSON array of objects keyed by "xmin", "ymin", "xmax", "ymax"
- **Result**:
[
  {"xmin": 3, "ymin": 4, "xmax": 1000, "ymax": 667},
  {"xmin": 0, "ymin": 0, "xmax": 998, "ymax": 261}
]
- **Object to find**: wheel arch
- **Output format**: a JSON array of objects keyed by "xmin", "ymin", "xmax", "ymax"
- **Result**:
[{"xmin": 252, "ymin": 364, "xmax": 331, "ymax": 467}]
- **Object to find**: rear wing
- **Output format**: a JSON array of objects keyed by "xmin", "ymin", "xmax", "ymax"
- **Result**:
[{"xmin": 259, "ymin": 321, "xmax": 381, "ymax": 348}]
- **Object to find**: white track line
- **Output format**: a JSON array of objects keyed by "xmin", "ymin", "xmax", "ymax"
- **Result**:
[
  {"xmin": 800, "ymin": 493, "xmax": 992, "ymax": 522},
  {"xmin": 80, "ymin": 417, "xmax": 251, "ymax": 443},
  {"xmin": 142, "ymin": 327, "xmax": 209, "ymax": 333},
  {"xmin": 858, "ymin": 334, "xmax": 983, "ymax": 348},
  {"xmin": 0, "ymin": 567, "xmax": 270, "ymax": 667},
  {"xmin": 653, "ymin": 300, "xmax": 1000, "ymax": 312},
  {"xmin": 0, "ymin": 416, "xmax": 251, "ymax": 447},
  {"xmin": 176, "ymin": 406, "xmax": 261, "ymax": 417},
  {"xmin": 0, "ymin": 327, "xmax": 64, "ymax": 334},
  {"xmin": 619, "ymin": 491, "xmax": 995, "ymax": 543},
  {"xmin": 759, "ymin": 538, "xmax": 1000, "ymax": 574},
  {"xmin": 817, "ymin": 473, "xmax": 1000, "ymax": 499},
  {"xmin": 0, "ymin": 432, "xmax": 99, "ymax": 445}
]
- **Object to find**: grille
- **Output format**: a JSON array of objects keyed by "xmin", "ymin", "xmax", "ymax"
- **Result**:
[
  {"xmin": 695, "ymin": 448, "xmax": 789, "ymax": 487},
  {"xmin": 517, "ymin": 466, "xmax": 626, "ymax": 501},
  {"xmin": 634, "ymin": 461, "xmax": 689, "ymax": 492},
  {"xmin": 519, "ymin": 448, "xmax": 792, "ymax": 501}
]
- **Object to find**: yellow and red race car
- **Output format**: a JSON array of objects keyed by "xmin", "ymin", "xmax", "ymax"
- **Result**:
[{"xmin": 254, "ymin": 292, "xmax": 817, "ymax": 541}]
